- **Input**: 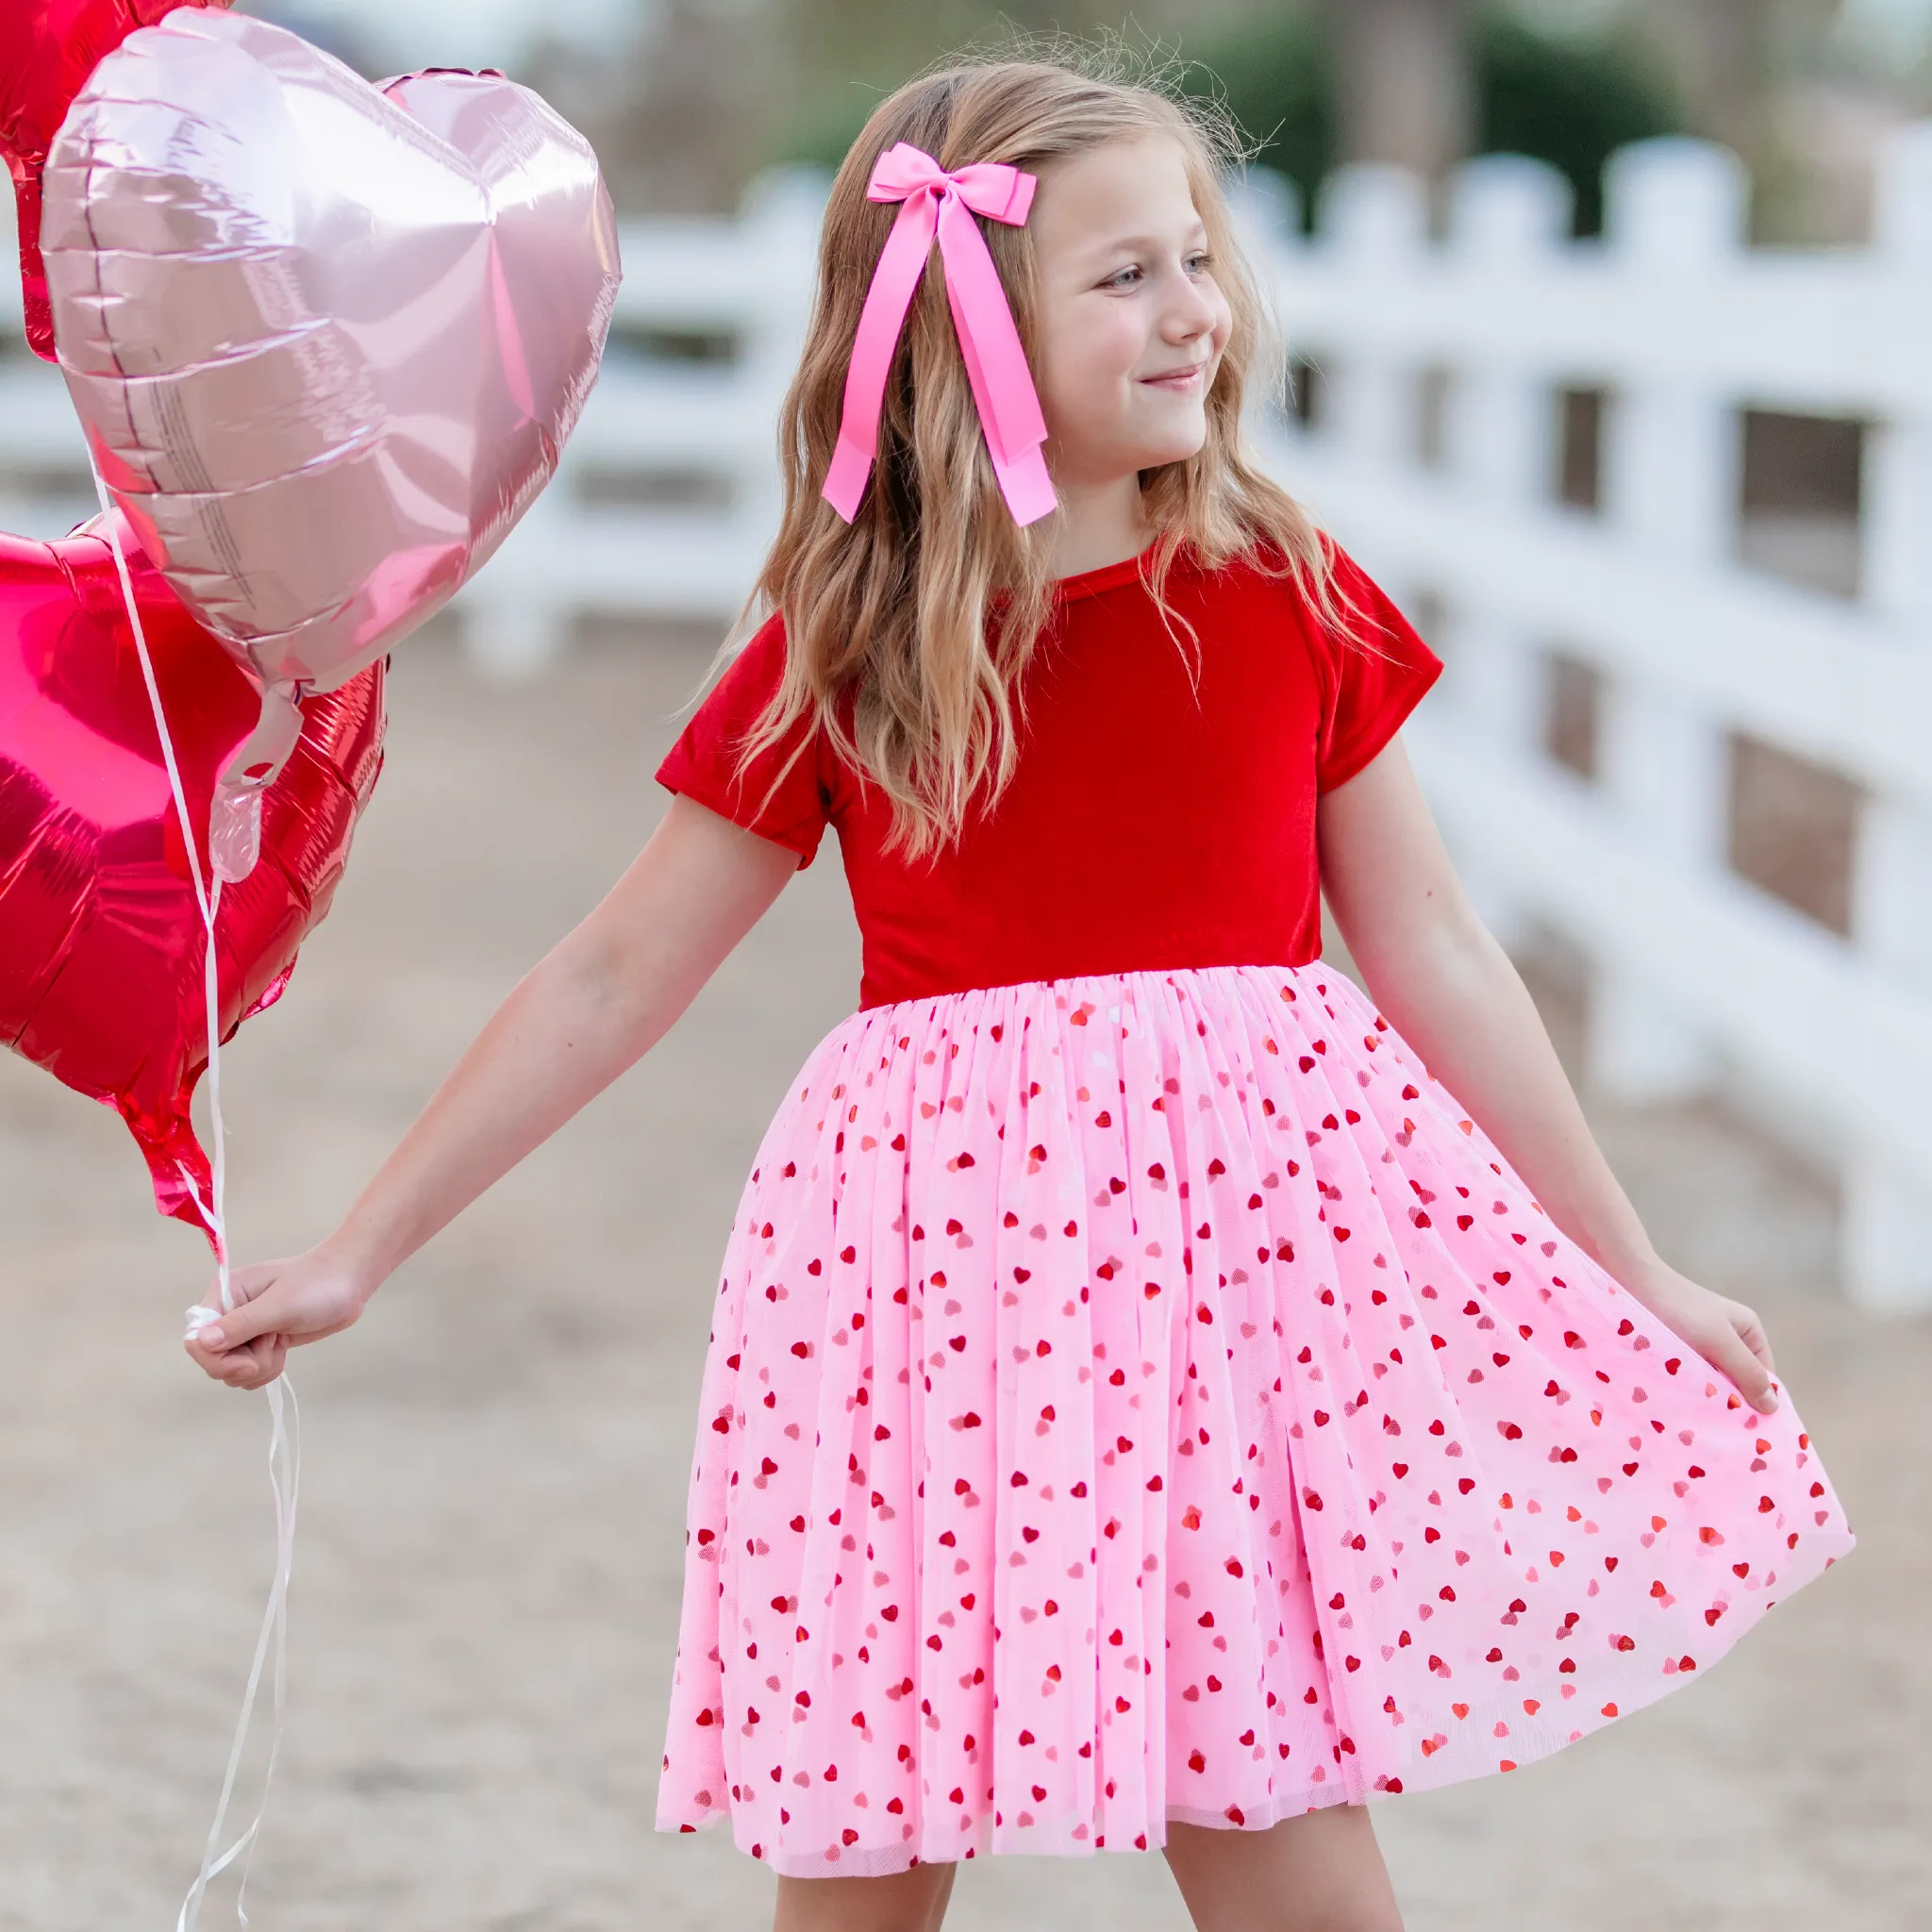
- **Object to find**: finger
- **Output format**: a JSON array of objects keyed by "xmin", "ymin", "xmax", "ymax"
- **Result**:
[
  {"xmin": 213, "ymin": 1335, "xmax": 264, "ymax": 1383},
  {"xmin": 185, "ymin": 1326, "xmax": 243, "ymax": 1376},
  {"xmin": 1701, "ymin": 1322, "xmax": 1779, "ymax": 1413},
  {"xmin": 190, "ymin": 1319, "xmax": 336, "ymax": 1370},
  {"xmin": 188, "ymin": 1290, "xmax": 288, "ymax": 1354},
  {"xmin": 186, "ymin": 1320, "xmax": 275, "ymax": 1378},
  {"xmin": 200, "ymin": 1261, "xmax": 281, "ymax": 1314},
  {"xmin": 1731, "ymin": 1304, "xmax": 1777, "ymax": 1379},
  {"xmin": 219, "ymin": 1335, "xmax": 286, "ymax": 1391}
]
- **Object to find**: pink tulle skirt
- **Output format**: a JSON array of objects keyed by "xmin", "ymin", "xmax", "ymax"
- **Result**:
[{"xmin": 655, "ymin": 964, "xmax": 1851, "ymax": 1878}]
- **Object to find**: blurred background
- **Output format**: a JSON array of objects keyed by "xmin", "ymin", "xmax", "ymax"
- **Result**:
[
  {"xmin": 249, "ymin": 0, "xmax": 1932, "ymax": 242},
  {"xmin": 2, "ymin": 3, "xmax": 1930, "ymax": 1928}
]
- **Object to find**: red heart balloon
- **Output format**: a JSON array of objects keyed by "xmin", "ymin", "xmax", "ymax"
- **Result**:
[
  {"xmin": 1, "ymin": 0, "xmax": 232, "ymax": 359},
  {"xmin": 0, "ymin": 509, "xmax": 384, "ymax": 1237}
]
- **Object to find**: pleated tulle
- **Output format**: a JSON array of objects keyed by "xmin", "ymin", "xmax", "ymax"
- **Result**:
[{"xmin": 656, "ymin": 965, "xmax": 1851, "ymax": 1877}]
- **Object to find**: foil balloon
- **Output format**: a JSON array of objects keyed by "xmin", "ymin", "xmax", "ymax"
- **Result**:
[
  {"xmin": 41, "ymin": 9, "xmax": 619, "ymax": 875},
  {"xmin": 0, "ymin": 0, "xmax": 232, "ymax": 362},
  {"xmin": 0, "ymin": 510, "xmax": 385, "ymax": 1235}
]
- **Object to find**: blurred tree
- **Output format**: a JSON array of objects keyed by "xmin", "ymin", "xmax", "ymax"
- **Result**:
[
  {"xmin": 1636, "ymin": 0, "xmax": 1771, "ymax": 158},
  {"xmin": 774, "ymin": 0, "xmax": 1127, "ymax": 167},
  {"xmin": 544, "ymin": 0, "xmax": 774, "ymax": 213},
  {"xmin": 1317, "ymin": 0, "xmax": 1474, "ymax": 177},
  {"xmin": 521, "ymin": 0, "xmax": 1879, "ymax": 238},
  {"xmin": 1176, "ymin": 12, "xmax": 1335, "ymax": 217},
  {"xmin": 1475, "ymin": 14, "xmax": 1679, "ymax": 232},
  {"xmin": 1626, "ymin": 0, "xmax": 1856, "ymax": 239},
  {"xmin": 1182, "ymin": 8, "xmax": 1677, "ymax": 234}
]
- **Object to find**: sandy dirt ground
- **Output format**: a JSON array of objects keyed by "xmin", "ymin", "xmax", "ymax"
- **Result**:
[{"xmin": 1, "ymin": 631, "xmax": 1925, "ymax": 1932}]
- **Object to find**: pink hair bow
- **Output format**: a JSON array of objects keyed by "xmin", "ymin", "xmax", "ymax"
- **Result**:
[{"xmin": 822, "ymin": 141, "xmax": 1057, "ymax": 527}]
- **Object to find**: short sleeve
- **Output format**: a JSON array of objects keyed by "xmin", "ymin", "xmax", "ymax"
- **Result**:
[
  {"xmin": 656, "ymin": 613, "xmax": 831, "ymax": 866},
  {"xmin": 1310, "ymin": 548, "xmax": 1444, "ymax": 792}
]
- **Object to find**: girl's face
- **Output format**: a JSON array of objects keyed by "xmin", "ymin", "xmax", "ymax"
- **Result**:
[{"xmin": 1028, "ymin": 136, "xmax": 1233, "ymax": 491}]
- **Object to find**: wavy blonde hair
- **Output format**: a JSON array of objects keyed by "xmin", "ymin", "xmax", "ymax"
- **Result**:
[{"xmin": 739, "ymin": 46, "xmax": 1339, "ymax": 858}]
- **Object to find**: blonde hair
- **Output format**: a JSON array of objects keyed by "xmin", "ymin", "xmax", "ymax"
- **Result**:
[{"xmin": 739, "ymin": 45, "xmax": 1338, "ymax": 858}]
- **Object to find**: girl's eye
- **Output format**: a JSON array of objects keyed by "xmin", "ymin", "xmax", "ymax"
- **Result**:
[{"xmin": 1099, "ymin": 252, "xmax": 1211, "ymax": 291}]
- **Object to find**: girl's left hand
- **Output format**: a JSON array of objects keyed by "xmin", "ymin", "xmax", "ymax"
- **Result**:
[
  {"xmin": 184, "ymin": 1247, "xmax": 371, "ymax": 1391},
  {"xmin": 1623, "ymin": 1259, "xmax": 1780, "ymax": 1415}
]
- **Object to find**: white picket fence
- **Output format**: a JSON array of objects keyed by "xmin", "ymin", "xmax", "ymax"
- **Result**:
[
  {"xmin": 4, "ymin": 133, "xmax": 1931, "ymax": 1305},
  {"xmin": 1266, "ymin": 133, "xmax": 1932, "ymax": 1313}
]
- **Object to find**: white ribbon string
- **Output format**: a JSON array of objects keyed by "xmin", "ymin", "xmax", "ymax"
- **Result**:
[
  {"xmin": 90, "ymin": 470, "xmax": 301, "ymax": 1931},
  {"xmin": 172, "ymin": 1373, "xmax": 299, "ymax": 1932}
]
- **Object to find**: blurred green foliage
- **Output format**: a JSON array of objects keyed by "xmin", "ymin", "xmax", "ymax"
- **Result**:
[
  {"xmin": 1179, "ymin": 10, "xmax": 1680, "ymax": 235},
  {"xmin": 770, "ymin": 8, "xmax": 1681, "ymax": 239},
  {"xmin": 1474, "ymin": 15, "xmax": 1681, "ymax": 234},
  {"xmin": 1175, "ymin": 13, "xmax": 1334, "ymax": 225},
  {"xmin": 771, "ymin": 0, "xmax": 1127, "ymax": 172}
]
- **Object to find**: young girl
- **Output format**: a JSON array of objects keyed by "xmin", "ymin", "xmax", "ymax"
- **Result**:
[{"xmin": 186, "ymin": 53, "xmax": 1852, "ymax": 1932}]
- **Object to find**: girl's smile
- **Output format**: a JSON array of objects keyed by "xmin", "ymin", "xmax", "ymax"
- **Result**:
[
  {"xmin": 1139, "ymin": 359, "xmax": 1208, "ymax": 391},
  {"xmin": 1028, "ymin": 135, "xmax": 1233, "ymax": 495}
]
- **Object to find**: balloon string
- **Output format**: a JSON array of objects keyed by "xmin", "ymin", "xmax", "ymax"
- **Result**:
[
  {"xmin": 86, "ymin": 477, "xmax": 229, "ymax": 1277},
  {"xmin": 89, "ymin": 469, "xmax": 301, "ymax": 1932},
  {"xmin": 174, "ymin": 1375, "xmax": 300, "ymax": 1932}
]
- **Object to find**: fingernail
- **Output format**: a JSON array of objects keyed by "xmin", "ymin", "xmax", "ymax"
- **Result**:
[
  {"xmin": 198, "ymin": 1327, "xmax": 225, "ymax": 1348},
  {"xmin": 1760, "ymin": 1388, "xmax": 1779, "ymax": 1410}
]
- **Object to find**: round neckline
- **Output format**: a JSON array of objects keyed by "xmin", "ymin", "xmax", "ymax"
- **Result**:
[{"xmin": 1049, "ymin": 539, "xmax": 1166, "ymax": 603}]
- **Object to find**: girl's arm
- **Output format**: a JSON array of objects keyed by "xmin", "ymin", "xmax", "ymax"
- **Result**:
[
  {"xmin": 186, "ymin": 797, "xmax": 800, "ymax": 1391},
  {"xmin": 1318, "ymin": 739, "xmax": 1780, "ymax": 1415}
]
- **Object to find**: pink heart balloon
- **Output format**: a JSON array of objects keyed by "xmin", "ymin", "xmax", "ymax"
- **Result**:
[{"xmin": 40, "ymin": 10, "xmax": 617, "ymax": 868}]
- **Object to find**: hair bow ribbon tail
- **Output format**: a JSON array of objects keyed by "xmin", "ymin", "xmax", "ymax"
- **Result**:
[{"xmin": 822, "ymin": 143, "xmax": 1056, "ymax": 527}]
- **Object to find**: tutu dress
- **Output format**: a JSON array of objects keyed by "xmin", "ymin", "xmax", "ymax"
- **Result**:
[{"xmin": 652, "ymin": 543, "xmax": 1852, "ymax": 1878}]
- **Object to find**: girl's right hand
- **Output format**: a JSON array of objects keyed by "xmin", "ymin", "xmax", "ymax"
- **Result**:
[
  {"xmin": 184, "ymin": 1248, "xmax": 372, "ymax": 1391},
  {"xmin": 179, "ymin": 798, "xmax": 799, "ymax": 1397}
]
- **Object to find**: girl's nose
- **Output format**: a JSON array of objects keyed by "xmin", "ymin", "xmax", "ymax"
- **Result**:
[{"xmin": 1162, "ymin": 275, "xmax": 1218, "ymax": 344}]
